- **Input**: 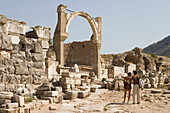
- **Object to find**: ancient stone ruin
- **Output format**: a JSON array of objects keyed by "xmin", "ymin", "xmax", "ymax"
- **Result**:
[{"xmin": 0, "ymin": 4, "xmax": 169, "ymax": 113}]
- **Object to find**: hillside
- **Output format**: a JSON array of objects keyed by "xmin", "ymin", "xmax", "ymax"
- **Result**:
[{"xmin": 143, "ymin": 36, "xmax": 170, "ymax": 57}]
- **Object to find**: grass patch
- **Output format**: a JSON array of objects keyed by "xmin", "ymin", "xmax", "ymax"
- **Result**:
[{"xmin": 25, "ymin": 94, "xmax": 34, "ymax": 103}]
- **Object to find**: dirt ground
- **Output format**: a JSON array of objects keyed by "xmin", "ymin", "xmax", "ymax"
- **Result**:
[{"xmin": 32, "ymin": 88, "xmax": 170, "ymax": 113}]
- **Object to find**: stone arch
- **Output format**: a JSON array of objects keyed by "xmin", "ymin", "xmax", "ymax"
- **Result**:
[
  {"xmin": 53, "ymin": 4, "xmax": 102, "ymax": 78},
  {"xmin": 25, "ymin": 27, "xmax": 38, "ymax": 38},
  {"xmin": 65, "ymin": 11, "xmax": 99, "ymax": 43}
]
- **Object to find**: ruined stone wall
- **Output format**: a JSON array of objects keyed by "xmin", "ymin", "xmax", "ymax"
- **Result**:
[
  {"xmin": 64, "ymin": 41, "xmax": 93, "ymax": 66},
  {"xmin": 0, "ymin": 15, "xmax": 57, "ymax": 85}
]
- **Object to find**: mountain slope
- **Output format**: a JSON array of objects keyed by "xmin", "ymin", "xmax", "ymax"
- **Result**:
[{"xmin": 143, "ymin": 36, "xmax": 170, "ymax": 56}]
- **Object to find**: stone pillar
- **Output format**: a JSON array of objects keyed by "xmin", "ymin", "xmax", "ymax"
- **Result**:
[
  {"xmin": 93, "ymin": 43, "xmax": 101, "ymax": 79},
  {"xmin": 53, "ymin": 4, "xmax": 68, "ymax": 66},
  {"xmin": 92, "ymin": 17, "xmax": 102, "ymax": 79}
]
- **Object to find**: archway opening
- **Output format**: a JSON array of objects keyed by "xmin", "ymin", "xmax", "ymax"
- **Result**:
[
  {"xmin": 64, "ymin": 16, "xmax": 94, "ymax": 67},
  {"xmin": 25, "ymin": 28, "xmax": 38, "ymax": 38},
  {"xmin": 143, "ymin": 56, "xmax": 150, "ymax": 71}
]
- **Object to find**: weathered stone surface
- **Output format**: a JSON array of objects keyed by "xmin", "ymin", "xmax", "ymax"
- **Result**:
[
  {"xmin": 168, "ymin": 84, "xmax": 170, "ymax": 90},
  {"xmin": 9, "ymin": 35, "xmax": 20, "ymax": 44},
  {"xmin": 49, "ymin": 105, "xmax": 58, "ymax": 110},
  {"xmin": 0, "ymin": 93, "xmax": 13, "ymax": 99},
  {"xmin": 0, "ymin": 33, "xmax": 12, "ymax": 50},
  {"xmin": 12, "ymin": 94, "xmax": 25, "ymax": 107},
  {"xmin": 29, "ymin": 68, "xmax": 46, "ymax": 76},
  {"xmin": 151, "ymin": 89, "xmax": 162, "ymax": 94},
  {"xmin": 20, "ymin": 37, "xmax": 33, "ymax": 45},
  {"xmin": 34, "ymin": 26, "xmax": 51, "ymax": 39},
  {"xmin": 6, "ymin": 103, "xmax": 18, "ymax": 108},
  {"xmin": 78, "ymin": 90, "xmax": 89, "ymax": 98},
  {"xmin": 144, "ymin": 83, "xmax": 151, "ymax": 88},
  {"xmin": 34, "ymin": 42, "xmax": 43, "ymax": 53},
  {"xmin": 41, "ymin": 40, "xmax": 49, "ymax": 49},
  {"xmin": 32, "ymin": 53, "xmax": 44, "ymax": 62},
  {"xmin": 44, "ymin": 91, "xmax": 59, "ymax": 97},
  {"xmin": 7, "ymin": 19, "xmax": 28, "ymax": 35},
  {"xmin": 15, "ymin": 65, "xmax": 29, "ymax": 75},
  {"xmin": 0, "ymin": 99, "xmax": 11, "ymax": 104},
  {"xmin": 163, "ymin": 90, "xmax": 170, "ymax": 94},
  {"xmin": 90, "ymin": 87, "xmax": 97, "ymax": 93},
  {"xmin": 0, "ymin": 108, "xmax": 17, "ymax": 113},
  {"xmin": 11, "ymin": 51, "xmax": 26, "ymax": 60},
  {"xmin": 33, "ymin": 62, "xmax": 44, "ymax": 69},
  {"xmin": 51, "ymin": 86, "xmax": 62, "ymax": 92},
  {"xmin": 7, "ymin": 66, "xmax": 15, "ymax": 74},
  {"xmin": 63, "ymin": 91, "xmax": 78, "ymax": 100},
  {"xmin": 0, "ymin": 51, "xmax": 10, "ymax": 58}
]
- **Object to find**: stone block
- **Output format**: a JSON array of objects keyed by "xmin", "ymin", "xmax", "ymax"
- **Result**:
[
  {"xmin": 18, "ymin": 107, "xmax": 25, "ymax": 113},
  {"xmin": 58, "ymin": 95, "xmax": 63, "ymax": 103},
  {"xmin": 49, "ymin": 105, "xmax": 57, "ymax": 110},
  {"xmin": 0, "ymin": 50, "xmax": 11, "ymax": 58},
  {"xmin": 9, "ymin": 35, "xmax": 20, "ymax": 44},
  {"xmin": 0, "ymin": 92, "xmax": 13, "ymax": 96},
  {"xmin": 34, "ymin": 42, "xmax": 43, "ymax": 53},
  {"xmin": 78, "ymin": 90, "xmax": 89, "ymax": 98},
  {"xmin": 61, "ymin": 72, "xmax": 71, "ymax": 77},
  {"xmin": 15, "ymin": 65, "xmax": 29, "ymax": 75},
  {"xmin": 34, "ymin": 26, "xmax": 51, "ymax": 39},
  {"xmin": 0, "ymin": 94, "xmax": 13, "ymax": 99},
  {"xmin": 90, "ymin": 87, "xmax": 97, "ymax": 93},
  {"xmin": 60, "ymin": 77, "xmax": 72, "ymax": 86},
  {"xmin": 6, "ymin": 103, "xmax": 18, "ymax": 108},
  {"xmin": 33, "ymin": 62, "xmax": 44, "ymax": 69},
  {"xmin": 41, "ymin": 97, "xmax": 54, "ymax": 103},
  {"xmin": 35, "ymin": 102, "xmax": 42, "ymax": 108},
  {"xmin": 12, "ymin": 94, "xmax": 25, "ymax": 107},
  {"xmin": 40, "ymin": 100, "xmax": 49, "ymax": 105},
  {"xmin": 168, "ymin": 84, "xmax": 170, "ymax": 90},
  {"xmin": 0, "ymin": 99, "xmax": 11, "ymax": 104},
  {"xmin": 63, "ymin": 91, "xmax": 78, "ymax": 100},
  {"xmin": 151, "ymin": 89, "xmax": 162, "ymax": 94},
  {"xmin": 0, "ymin": 33, "xmax": 12, "ymax": 50},
  {"xmin": 23, "ymin": 103, "xmax": 32, "ymax": 108},
  {"xmin": 0, "ymin": 104, "xmax": 6, "ymax": 108},
  {"xmin": 32, "ymin": 53, "xmax": 44, "ymax": 62},
  {"xmin": 24, "ymin": 107, "xmax": 31, "ymax": 113},
  {"xmin": 144, "ymin": 83, "xmax": 151, "ymax": 88},
  {"xmin": 0, "ymin": 108, "xmax": 17, "ymax": 113},
  {"xmin": 44, "ymin": 91, "xmax": 59, "ymax": 97},
  {"xmin": 163, "ymin": 90, "xmax": 170, "ymax": 94},
  {"xmin": 51, "ymin": 86, "xmax": 62, "ymax": 92},
  {"xmin": 41, "ymin": 40, "xmax": 49, "ymax": 49},
  {"xmin": 7, "ymin": 19, "xmax": 28, "ymax": 35}
]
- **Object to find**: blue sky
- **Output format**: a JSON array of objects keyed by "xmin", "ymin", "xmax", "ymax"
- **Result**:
[{"xmin": 1, "ymin": 0, "xmax": 170, "ymax": 54}]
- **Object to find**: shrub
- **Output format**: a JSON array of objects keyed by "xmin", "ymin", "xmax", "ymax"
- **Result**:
[{"xmin": 150, "ymin": 53, "xmax": 157, "ymax": 58}]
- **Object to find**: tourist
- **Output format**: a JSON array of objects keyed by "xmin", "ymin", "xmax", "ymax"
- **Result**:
[
  {"xmin": 132, "ymin": 71, "xmax": 140, "ymax": 104},
  {"xmin": 123, "ymin": 72, "xmax": 132, "ymax": 104}
]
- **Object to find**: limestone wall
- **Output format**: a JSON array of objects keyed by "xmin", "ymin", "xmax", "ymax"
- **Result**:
[
  {"xmin": 0, "ymin": 15, "xmax": 57, "ymax": 85},
  {"xmin": 64, "ymin": 41, "xmax": 93, "ymax": 66}
]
